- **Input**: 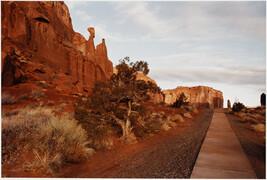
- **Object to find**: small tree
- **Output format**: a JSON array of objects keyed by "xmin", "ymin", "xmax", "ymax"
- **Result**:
[
  {"xmin": 75, "ymin": 57, "xmax": 162, "ymax": 143},
  {"xmin": 232, "ymin": 101, "xmax": 245, "ymax": 112},
  {"xmin": 171, "ymin": 93, "xmax": 189, "ymax": 108}
]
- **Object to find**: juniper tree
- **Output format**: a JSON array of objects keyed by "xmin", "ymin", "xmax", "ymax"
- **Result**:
[{"xmin": 75, "ymin": 57, "xmax": 161, "ymax": 143}]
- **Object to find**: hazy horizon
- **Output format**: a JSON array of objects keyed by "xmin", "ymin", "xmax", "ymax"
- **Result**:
[{"xmin": 65, "ymin": 1, "xmax": 266, "ymax": 107}]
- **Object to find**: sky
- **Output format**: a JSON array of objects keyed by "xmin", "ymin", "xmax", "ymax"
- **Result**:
[{"xmin": 65, "ymin": 1, "xmax": 266, "ymax": 107}]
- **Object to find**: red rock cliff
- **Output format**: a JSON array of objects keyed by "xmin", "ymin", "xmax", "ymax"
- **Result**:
[
  {"xmin": 1, "ymin": 1, "xmax": 113, "ymax": 93},
  {"xmin": 163, "ymin": 86, "xmax": 224, "ymax": 108}
]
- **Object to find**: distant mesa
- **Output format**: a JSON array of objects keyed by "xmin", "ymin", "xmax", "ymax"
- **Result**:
[{"xmin": 163, "ymin": 86, "xmax": 224, "ymax": 109}]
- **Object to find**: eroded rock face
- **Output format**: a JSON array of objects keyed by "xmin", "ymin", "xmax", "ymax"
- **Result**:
[
  {"xmin": 163, "ymin": 86, "xmax": 223, "ymax": 108},
  {"xmin": 72, "ymin": 28, "xmax": 113, "ymax": 78},
  {"xmin": 1, "ymin": 1, "xmax": 113, "ymax": 93}
]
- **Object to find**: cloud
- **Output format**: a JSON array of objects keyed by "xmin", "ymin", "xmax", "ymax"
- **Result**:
[
  {"xmin": 113, "ymin": 1, "xmax": 265, "ymax": 42},
  {"xmin": 94, "ymin": 24, "xmax": 138, "ymax": 42},
  {"xmin": 64, "ymin": 1, "xmax": 87, "ymax": 10},
  {"xmin": 114, "ymin": 2, "xmax": 176, "ymax": 37},
  {"xmin": 147, "ymin": 53, "xmax": 236, "ymax": 67},
  {"xmin": 149, "ymin": 66, "xmax": 266, "ymax": 86},
  {"xmin": 74, "ymin": 10, "xmax": 92, "ymax": 22}
]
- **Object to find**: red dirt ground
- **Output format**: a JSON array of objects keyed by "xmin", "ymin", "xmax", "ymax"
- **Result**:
[{"xmin": 2, "ymin": 83, "xmax": 205, "ymax": 178}]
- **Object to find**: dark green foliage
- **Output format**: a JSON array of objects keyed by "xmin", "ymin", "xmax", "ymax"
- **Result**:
[
  {"xmin": 232, "ymin": 101, "xmax": 245, "ymax": 112},
  {"xmin": 74, "ymin": 57, "xmax": 162, "ymax": 143},
  {"xmin": 171, "ymin": 93, "xmax": 189, "ymax": 108},
  {"xmin": 130, "ymin": 60, "xmax": 149, "ymax": 75},
  {"xmin": 260, "ymin": 93, "xmax": 266, "ymax": 106}
]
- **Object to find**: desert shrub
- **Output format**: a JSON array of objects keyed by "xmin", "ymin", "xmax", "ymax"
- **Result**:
[
  {"xmin": 31, "ymin": 89, "xmax": 46, "ymax": 98},
  {"xmin": 232, "ymin": 101, "xmax": 245, "ymax": 112},
  {"xmin": 252, "ymin": 114, "xmax": 265, "ymax": 123},
  {"xmin": 251, "ymin": 123, "xmax": 265, "ymax": 133},
  {"xmin": 36, "ymin": 81, "xmax": 47, "ymax": 89},
  {"xmin": 166, "ymin": 120, "xmax": 177, "ymax": 127},
  {"xmin": 47, "ymin": 101, "xmax": 54, "ymax": 106},
  {"xmin": 183, "ymin": 112, "xmax": 192, "ymax": 118},
  {"xmin": 168, "ymin": 114, "xmax": 184, "ymax": 122},
  {"xmin": 145, "ymin": 119, "xmax": 163, "ymax": 134},
  {"xmin": 161, "ymin": 123, "xmax": 171, "ymax": 131},
  {"xmin": 2, "ymin": 92, "xmax": 17, "ymax": 105},
  {"xmin": 171, "ymin": 93, "xmax": 189, "ymax": 108},
  {"xmin": 20, "ymin": 94, "xmax": 30, "ymax": 100},
  {"xmin": 192, "ymin": 109, "xmax": 198, "ymax": 115},
  {"xmin": 38, "ymin": 101, "xmax": 46, "ymax": 107},
  {"xmin": 74, "ymin": 100, "xmax": 115, "ymax": 150},
  {"xmin": 2, "ymin": 107, "xmax": 93, "ymax": 174}
]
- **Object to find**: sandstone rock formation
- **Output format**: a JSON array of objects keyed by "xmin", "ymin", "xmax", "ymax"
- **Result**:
[
  {"xmin": 163, "ymin": 86, "xmax": 223, "ymax": 108},
  {"xmin": 1, "ymin": 1, "xmax": 113, "ymax": 94}
]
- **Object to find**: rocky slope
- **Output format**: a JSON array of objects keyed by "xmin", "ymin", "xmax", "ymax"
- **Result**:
[
  {"xmin": 1, "ymin": 1, "xmax": 113, "ymax": 94},
  {"xmin": 163, "ymin": 86, "xmax": 223, "ymax": 108}
]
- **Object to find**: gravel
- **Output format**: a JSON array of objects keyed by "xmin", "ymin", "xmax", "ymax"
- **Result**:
[{"xmin": 92, "ymin": 109, "xmax": 213, "ymax": 178}]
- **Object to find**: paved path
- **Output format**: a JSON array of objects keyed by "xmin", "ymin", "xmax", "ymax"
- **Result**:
[{"xmin": 191, "ymin": 109, "xmax": 256, "ymax": 179}]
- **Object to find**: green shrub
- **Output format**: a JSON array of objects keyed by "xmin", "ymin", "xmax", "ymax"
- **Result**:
[{"xmin": 232, "ymin": 101, "xmax": 245, "ymax": 112}]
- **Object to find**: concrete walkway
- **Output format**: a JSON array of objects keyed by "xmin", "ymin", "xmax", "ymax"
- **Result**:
[{"xmin": 191, "ymin": 109, "xmax": 256, "ymax": 179}]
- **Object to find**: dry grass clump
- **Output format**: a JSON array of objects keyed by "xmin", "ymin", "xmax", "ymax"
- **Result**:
[
  {"xmin": 252, "ymin": 114, "xmax": 265, "ymax": 123},
  {"xmin": 2, "ymin": 92, "xmax": 17, "ymax": 105},
  {"xmin": 2, "ymin": 107, "xmax": 93, "ymax": 174},
  {"xmin": 183, "ymin": 112, "xmax": 192, "ymax": 118},
  {"xmin": 166, "ymin": 120, "xmax": 177, "ymax": 127},
  {"xmin": 161, "ymin": 123, "xmax": 171, "ymax": 131},
  {"xmin": 31, "ymin": 89, "xmax": 46, "ymax": 98},
  {"xmin": 235, "ymin": 110, "xmax": 266, "ymax": 124},
  {"xmin": 167, "ymin": 114, "xmax": 184, "ymax": 123},
  {"xmin": 251, "ymin": 123, "xmax": 265, "ymax": 133},
  {"xmin": 192, "ymin": 109, "xmax": 198, "ymax": 115}
]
